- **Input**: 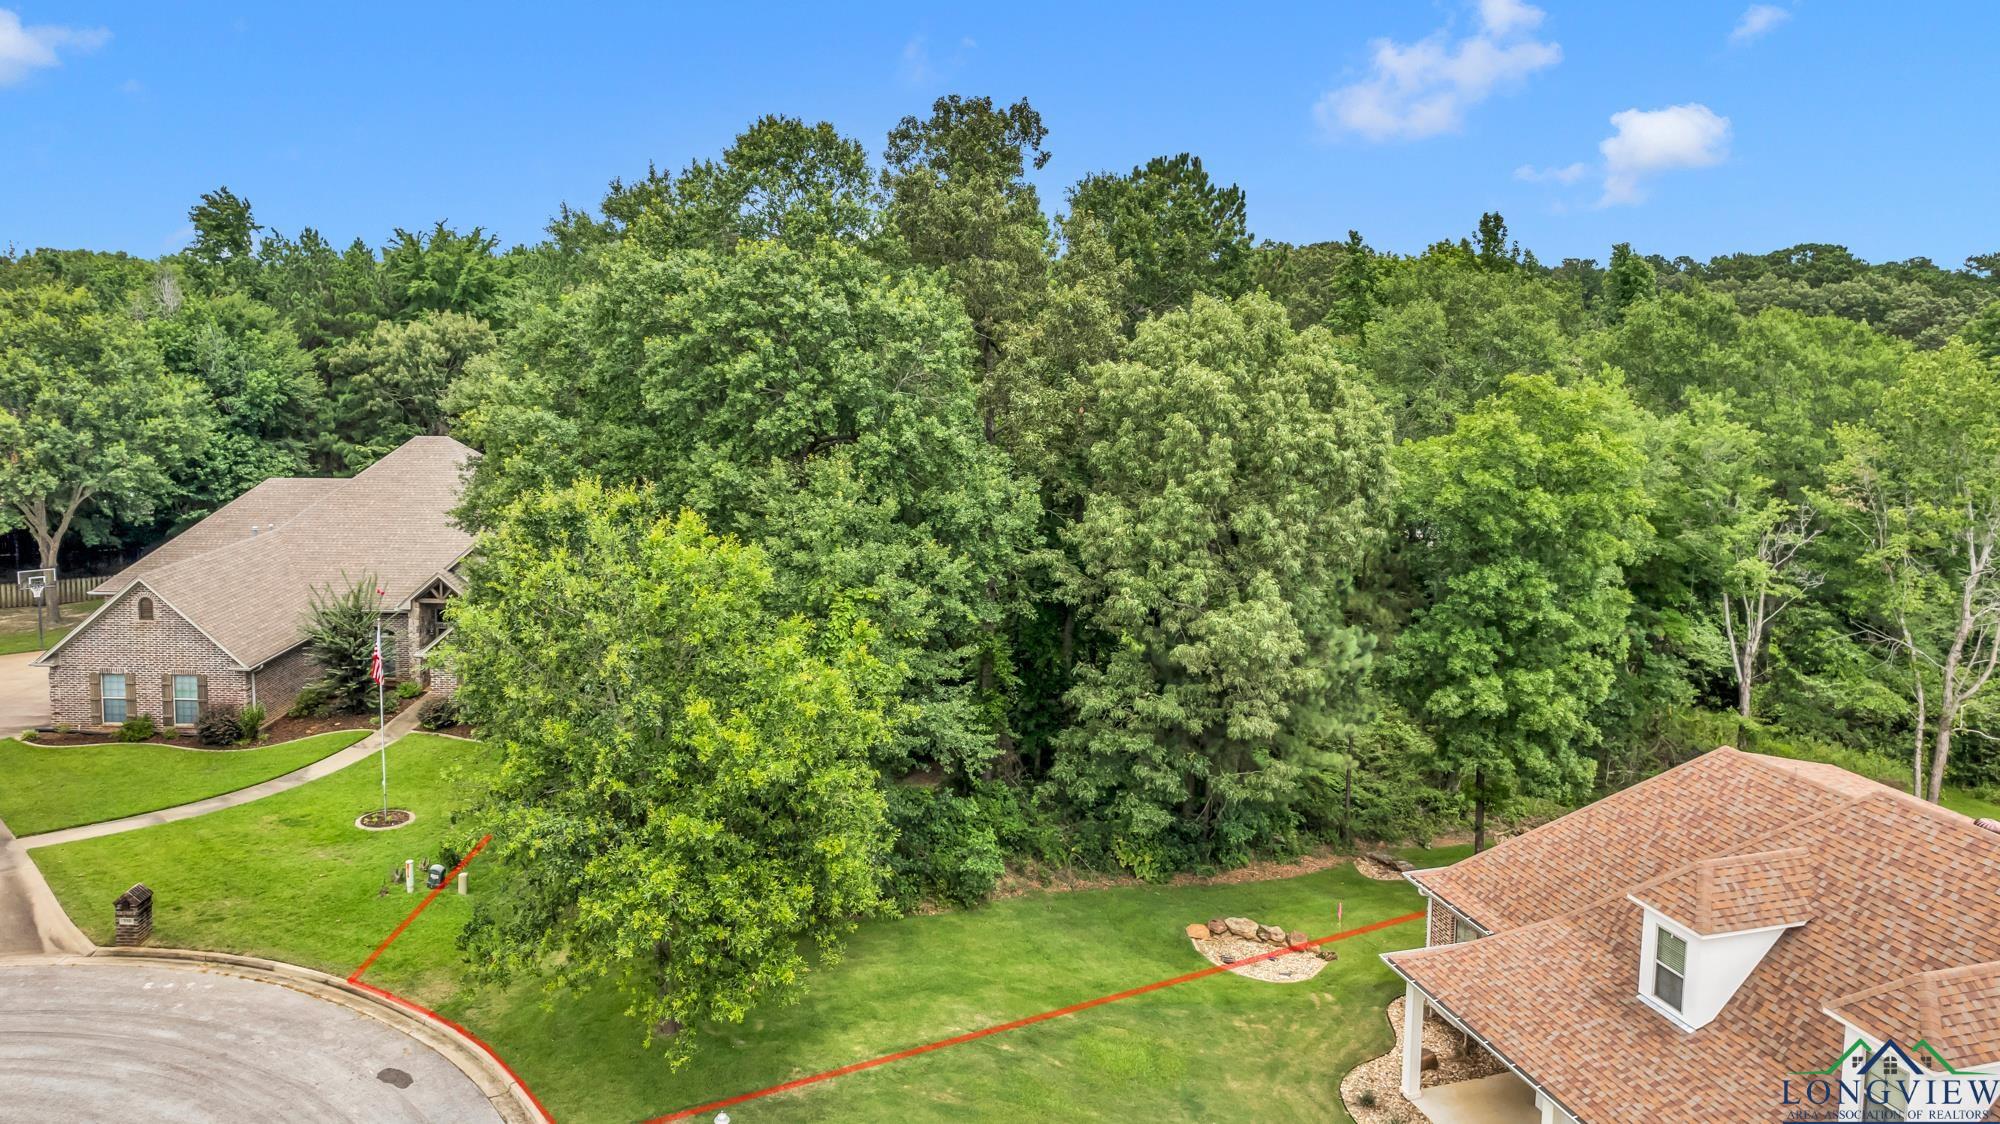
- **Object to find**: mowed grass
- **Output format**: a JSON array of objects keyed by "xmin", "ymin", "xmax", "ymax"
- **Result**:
[
  {"xmin": 381, "ymin": 847, "xmax": 1457, "ymax": 1124},
  {"xmin": 33, "ymin": 733, "xmax": 1460, "ymax": 1123},
  {"xmin": 0, "ymin": 730, "xmax": 370, "ymax": 837},
  {"xmin": 0, "ymin": 622, "xmax": 73, "ymax": 656},
  {"xmin": 34, "ymin": 733, "xmax": 486, "ymax": 969}
]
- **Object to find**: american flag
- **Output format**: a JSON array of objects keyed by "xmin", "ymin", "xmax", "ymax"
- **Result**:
[{"xmin": 370, "ymin": 630, "xmax": 384, "ymax": 687}]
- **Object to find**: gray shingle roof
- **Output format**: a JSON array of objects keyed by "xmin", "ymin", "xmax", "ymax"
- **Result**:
[
  {"xmin": 94, "ymin": 476, "xmax": 345, "ymax": 596},
  {"xmin": 53, "ymin": 437, "xmax": 477, "ymax": 669}
]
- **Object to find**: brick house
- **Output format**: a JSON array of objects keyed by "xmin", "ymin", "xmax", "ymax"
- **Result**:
[
  {"xmin": 1383, "ymin": 747, "xmax": 2000, "ymax": 1122},
  {"xmin": 35, "ymin": 437, "xmax": 476, "ymax": 730}
]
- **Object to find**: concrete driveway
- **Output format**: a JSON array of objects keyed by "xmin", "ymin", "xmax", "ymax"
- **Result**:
[
  {"xmin": 0, "ymin": 651, "xmax": 48, "ymax": 735},
  {"xmin": 0, "ymin": 960, "xmax": 504, "ymax": 1123}
]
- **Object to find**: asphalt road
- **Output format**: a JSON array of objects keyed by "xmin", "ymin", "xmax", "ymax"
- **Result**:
[{"xmin": 0, "ymin": 961, "xmax": 502, "ymax": 1123}]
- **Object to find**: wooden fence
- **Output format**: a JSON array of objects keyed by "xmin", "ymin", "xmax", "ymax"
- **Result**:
[{"xmin": 0, "ymin": 576, "xmax": 101, "ymax": 610}]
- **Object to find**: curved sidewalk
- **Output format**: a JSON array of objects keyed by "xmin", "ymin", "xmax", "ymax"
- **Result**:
[
  {"xmin": 0, "ymin": 816, "xmax": 91, "ymax": 957},
  {"xmin": 17, "ymin": 706, "xmax": 426, "ymax": 850}
]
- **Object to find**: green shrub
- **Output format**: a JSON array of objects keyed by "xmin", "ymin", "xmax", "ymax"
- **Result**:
[
  {"xmin": 238, "ymin": 703, "xmax": 266, "ymax": 742},
  {"xmin": 417, "ymin": 694, "xmax": 459, "ymax": 731},
  {"xmin": 395, "ymin": 678, "xmax": 424, "ymax": 701},
  {"xmin": 884, "ymin": 785, "xmax": 1006, "ymax": 909},
  {"xmin": 117, "ymin": 715, "xmax": 157, "ymax": 742},
  {"xmin": 1663, "ymin": 709, "xmax": 1905, "ymax": 788},
  {"xmin": 195, "ymin": 707, "xmax": 243, "ymax": 747},
  {"xmin": 289, "ymin": 682, "xmax": 335, "ymax": 718},
  {"xmin": 302, "ymin": 575, "xmax": 383, "ymax": 712}
]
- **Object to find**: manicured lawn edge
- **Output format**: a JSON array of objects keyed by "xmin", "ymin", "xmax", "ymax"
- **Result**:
[{"xmin": 0, "ymin": 730, "xmax": 370, "ymax": 837}]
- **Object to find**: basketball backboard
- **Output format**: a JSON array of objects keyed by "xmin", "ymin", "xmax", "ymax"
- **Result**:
[{"xmin": 14, "ymin": 567, "xmax": 54, "ymax": 591}]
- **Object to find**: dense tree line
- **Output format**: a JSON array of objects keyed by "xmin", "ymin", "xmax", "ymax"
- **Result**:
[{"xmin": 6, "ymin": 95, "xmax": 2000, "ymax": 1056}]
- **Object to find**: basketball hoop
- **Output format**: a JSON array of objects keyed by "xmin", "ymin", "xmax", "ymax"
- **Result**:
[{"xmin": 14, "ymin": 568, "xmax": 55, "ymax": 649}]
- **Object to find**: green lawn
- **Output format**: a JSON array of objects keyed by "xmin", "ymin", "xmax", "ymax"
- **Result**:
[
  {"xmin": 0, "ymin": 622, "xmax": 73, "ymax": 656},
  {"xmin": 1941, "ymin": 787, "xmax": 2000, "ymax": 821},
  {"xmin": 34, "ymin": 733, "xmax": 1459, "ymax": 1123},
  {"xmin": 0, "ymin": 730, "xmax": 369, "ymax": 837}
]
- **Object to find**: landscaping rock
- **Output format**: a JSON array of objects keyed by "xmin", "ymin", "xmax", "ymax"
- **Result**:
[
  {"xmin": 1287, "ymin": 930, "xmax": 1310, "ymax": 949},
  {"xmin": 1225, "ymin": 917, "xmax": 1256, "ymax": 939},
  {"xmin": 1317, "ymin": 946, "xmax": 1340, "ymax": 961},
  {"xmin": 1185, "ymin": 922, "xmax": 1211, "ymax": 940},
  {"xmin": 1421, "ymin": 1048, "xmax": 1439, "ymax": 1072},
  {"xmin": 1207, "ymin": 918, "xmax": 1229, "ymax": 936},
  {"xmin": 1220, "ymin": 953, "xmax": 1238, "ymax": 964},
  {"xmin": 1366, "ymin": 850, "xmax": 1416, "ymax": 873}
]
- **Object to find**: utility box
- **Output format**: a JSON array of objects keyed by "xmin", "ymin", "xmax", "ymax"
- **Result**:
[
  {"xmin": 425, "ymin": 864, "xmax": 446, "ymax": 890},
  {"xmin": 114, "ymin": 883, "xmax": 153, "ymax": 947}
]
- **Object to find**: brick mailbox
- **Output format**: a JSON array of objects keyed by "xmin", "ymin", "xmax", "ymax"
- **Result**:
[{"xmin": 114, "ymin": 883, "xmax": 153, "ymax": 947}]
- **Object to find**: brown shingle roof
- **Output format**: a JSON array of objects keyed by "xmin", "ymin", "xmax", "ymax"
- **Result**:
[
  {"xmin": 1388, "ymin": 753, "xmax": 2000, "ymax": 1123},
  {"xmin": 92, "ymin": 476, "xmax": 344, "ymax": 596},
  {"xmin": 1630, "ymin": 846, "xmax": 1818, "ymax": 935},
  {"xmin": 1410, "ymin": 748, "xmax": 1861, "ymax": 931},
  {"xmin": 48, "ymin": 437, "xmax": 476, "ymax": 669},
  {"xmin": 1829, "ymin": 962, "xmax": 2000, "ymax": 1071}
]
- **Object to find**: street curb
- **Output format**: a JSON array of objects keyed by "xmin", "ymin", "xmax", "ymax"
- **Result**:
[{"xmin": 80, "ymin": 947, "xmax": 545, "ymax": 1124}]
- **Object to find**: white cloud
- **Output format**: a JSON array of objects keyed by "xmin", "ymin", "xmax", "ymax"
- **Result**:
[
  {"xmin": 1316, "ymin": 1, "xmax": 1561, "ymax": 142},
  {"xmin": 0, "ymin": 8, "xmax": 108, "ymax": 86},
  {"xmin": 899, "ymin": 35, "xmax": 934, "ymax": 85},
  {"xmin": 1515, "ymin": 161, "xmax": 1587, "ymax": 184},
  {"xmin": 899, "ymin": 33, "xmax": 975, "ymax": 86},
  {"xmin": 1729, "ymin": 4, "xmax": 1791, "ymax": 45},
  {"xmin": 1478, "ymin": 0, "xmax": 1544, "ymax": 37},
  {"xmin": 1599, "ymin": 103, "xmax": 1731, "ymax": 206}
]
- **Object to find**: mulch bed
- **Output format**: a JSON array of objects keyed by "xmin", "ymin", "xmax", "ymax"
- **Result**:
[
  {"xmin": 1190, "ymin": 932, "xmax": 1330, "ymax": 983},
  {"xmin": 258, "ymin": 696, "xmax": 419, "ymax": 742},
  {"xmin": 1341, "ymin": 996, "xmax": 1508, "ymax": 1123},
  {"xmin": 356, "ymin": 808, "xmax": 415, "ymax": 830},
  {"xmin": 24, "ymin": 695, "xmax": 420, "ymax": 747}
]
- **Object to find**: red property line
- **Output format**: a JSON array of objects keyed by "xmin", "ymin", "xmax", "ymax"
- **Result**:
[
  {"xmin": 644, "ymin": 908, "xmax": 1427, "ymax": 1123},
  {"xmin": 346, "ymin": 833, "xmax": 556, "ymax": 1123},
  {"xmin": 349, "ymin": 833, "xmax": 491, "ymax": 983},
  {"xmin": 350, "ymin": 977, "xmax": 557, "ymax": 1124}
]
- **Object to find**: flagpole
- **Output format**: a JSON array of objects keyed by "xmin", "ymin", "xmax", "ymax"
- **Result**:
[{"xmin": 376, "ymin": 618, "xmax": 387, "ymax": 818}]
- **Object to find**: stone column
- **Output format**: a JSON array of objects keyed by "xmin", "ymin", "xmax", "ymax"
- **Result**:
[{"xmin": 1402, "ymin": 980, "xmax": 1426, "ymax": 1100}]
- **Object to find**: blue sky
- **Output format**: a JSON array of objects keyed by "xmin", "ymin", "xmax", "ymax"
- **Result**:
[{"xmin": 3, "ymin": 2, "xmax": 1994, "ymax": 266}]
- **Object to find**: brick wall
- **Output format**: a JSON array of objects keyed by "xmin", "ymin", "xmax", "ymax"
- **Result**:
[
  {"xmin": 47, "ymin": 589, "xmax": 249, "ymax": 728},
  {"xmin": 380, "ymin": 614, "xmax": 413, "ymax": 681},
  {"xmin": 1428, "ymin": 898, "xmax": 1478, "ymax": 948},
  {"xmin": 423, "ymin": 652, "xmax": 458, "ymax": 696},
  {"xmin": 251, "ymin": 643, "xmax": 321, "ymax": 717}
]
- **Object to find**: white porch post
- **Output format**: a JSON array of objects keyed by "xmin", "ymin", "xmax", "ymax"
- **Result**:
[{"xmin": 1401, "ymin": 980, "xmax": 1426, "ymax": 1100}]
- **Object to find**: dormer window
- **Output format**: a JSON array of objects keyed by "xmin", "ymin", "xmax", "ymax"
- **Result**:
[
  {"xmin": 1630, "ymin": 847, "xmax": 1816, "ymax": 1030},
  {"xmin": 1652, "ymin": 927, "xmax": 1686, "ymax": 1011},
  {"xmin": 137, "ymin": 597, "xmax": 154, "ymax": 621}
]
